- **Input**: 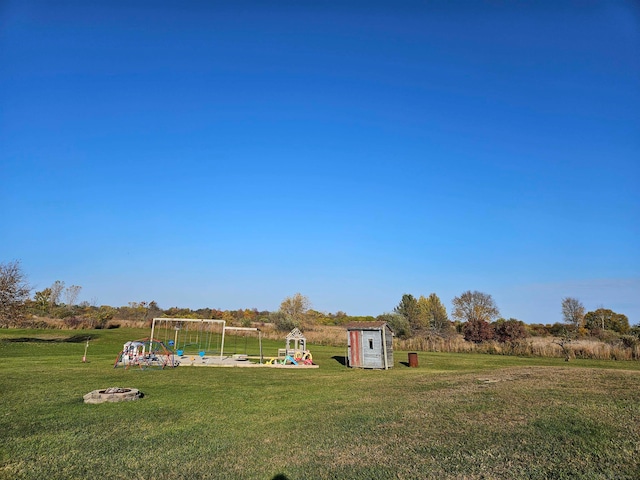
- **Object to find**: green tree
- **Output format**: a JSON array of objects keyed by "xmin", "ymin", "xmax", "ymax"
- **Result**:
[
  {"xmin": 561, "ymin": 297, "xmax": 585, "ymax": 330},
  {"xmin": 584, "ymin": 308, "xmax": 629, "ymax": 334},
  {"xmin": 270, "ymin": 310, "xmax": 298, "ymax": 332},
  {"xmin": 394, "ymin": 294, "xmax": 421, "ymax": 332},
  {"xmin": 0, "ymin": 260, "xmax": 31, "ymax": 327},
  {"xmin": 377, "ymin": 312, "xmax": 411, "ymax": 339},
  {"xmin": 33, "ymin": 287, "xmax": 52, "ymax": 315}
]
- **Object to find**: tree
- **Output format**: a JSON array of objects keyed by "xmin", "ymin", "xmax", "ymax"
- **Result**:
[
  {"xmin": 452, "ymin": 290, "xmax": 500, "ymax": 324},
  {"xmin": 280, "ymin": 293, "xmax": 310, "ymax": 324},
  {"xmin": 49, "ymin": 280, "xmax": 65, "ymax": 309},
  {"xmin": 415, "ymin": 296, "xmax": 431, "ymax": 329},
  {"xmin": 0, "ymin": 260, "xmax": 31, "ymax": 327},
  {"xmin": 64, "ymin": 285, "xmax": 82, "ymax": 307},
  {"xmin": 33, "ymin": 287, "xmax": 52, "ymax": 315},
  {"xmin": 584, "ymin": 308, "xmax": 629, "ymax": 334},
  {"xmin": 377, "ymin": 312, "xmax": 411, "ymax": 339},
  {"xmin": 452, "ymin": 291, "xmax": 499, "ymax": 344},
  {"xmin": 270, "ymin": 310, "xmax": 298, "ymax": 332},
  {"xmin": 494, "ymin": 318, "xmax": 529, "ymax": 343},
  {"xmin": 394, "ymin": 294, "xmax": 421, "ymax": 332},
  {"xmin": 561, "ymin": 297, "xmax": 585, "ymax": 330},
  {"xmin": 420, "ymin": 293, "xmax": 451, "ymax": 334}
]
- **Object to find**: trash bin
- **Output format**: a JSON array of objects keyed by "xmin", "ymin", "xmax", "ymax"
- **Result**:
[{"xmin": 408, "ymin": 352, "xmax": 418, "ymax": 367}]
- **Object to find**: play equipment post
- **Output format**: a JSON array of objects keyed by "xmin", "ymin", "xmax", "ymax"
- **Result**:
[{"xmin": 82, "ymin": 339, "xmax": 89, "ymax": 363}]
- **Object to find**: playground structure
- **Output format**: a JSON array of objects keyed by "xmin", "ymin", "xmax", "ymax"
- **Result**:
[
  {"xmin": 113, "ymin": 338, "xmax": 179, "ymax": 369},
  {"xmin": 149, "ymin": 318, "xmax": 263, "ymax": 363},
  {"xmin": 267, "ymin": 328, "xmax": 313, "ymax": 366}
]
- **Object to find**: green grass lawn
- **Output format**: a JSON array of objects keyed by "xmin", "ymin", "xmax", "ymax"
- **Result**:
[{"xmin": 1, "ymin": 328, "xmax": 639, "ymax": 479}]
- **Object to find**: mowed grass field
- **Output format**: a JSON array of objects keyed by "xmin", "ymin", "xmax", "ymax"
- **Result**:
[{"xmin": 1, "ymin": 328, "xmax": 639, "ymax": 480}]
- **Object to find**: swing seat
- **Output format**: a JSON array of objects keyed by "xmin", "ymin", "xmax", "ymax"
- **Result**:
[
  {"xmin": 232, "ymin": 354, "xmax": 248, "ymax": 361},
  {"xmin": 177, "ymin": 350, "xmax": 184, "ymax": 356}
]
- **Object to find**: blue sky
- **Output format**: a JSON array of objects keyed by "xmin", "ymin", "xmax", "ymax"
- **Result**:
[{"xmin": 1, "ymin": 1, "xmax": 639, "ymax": 324}]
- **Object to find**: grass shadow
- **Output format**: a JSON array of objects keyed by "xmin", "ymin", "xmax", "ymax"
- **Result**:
[
  {"xmin": 1, "ymin": 334, "xmax": 98, "ymax": 343},
  {"xmin": 332, "ymin": 355, "xmax": 347, "ymax": 366}
]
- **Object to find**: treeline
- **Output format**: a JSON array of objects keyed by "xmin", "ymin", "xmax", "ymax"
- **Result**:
[
  {"xmin": 1, "ymin": 262, "xmax": 638, "ymax": 358},
  {"xmin": 5, "ymin": 276, "xmax": 376, "ymax": 330}
]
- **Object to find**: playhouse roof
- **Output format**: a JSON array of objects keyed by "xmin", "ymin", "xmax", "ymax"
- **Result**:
[
  {"xmin": 345, "ymin": 321, "xmax": 393, "ymax": 332},
  {"xmin": 285, "ymin": 327, "xmax": 305, "ymax": 339}
]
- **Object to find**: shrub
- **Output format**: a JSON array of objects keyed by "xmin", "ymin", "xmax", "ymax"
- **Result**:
[
  {"xmin": 494, "ymin": 319, "xmax": 529, "ymax": 343},
  {"xmin": 620, "ymin": 335, "xmax": 638, "ymax": 349},
  {"xmin": 527, "ymin": 323, "xmax": 550, "ymax": 337},
  {"xmin": 463, "ymin": 320, "xmax": 495, "ymax": 343}
]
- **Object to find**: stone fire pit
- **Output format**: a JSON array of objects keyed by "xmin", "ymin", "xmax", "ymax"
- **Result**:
[{"xmin": 83, "ymin": 387, "xmax": 144, "ymax": 404}]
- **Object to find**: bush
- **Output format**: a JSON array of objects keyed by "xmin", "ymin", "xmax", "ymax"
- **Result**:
[
  {"xmin": 527, "ymin": 324, "xmax": 550, "ymax": 337},
  {"xmin": 620, "ymin": 335, "xmax": 638, "ymax": 349},
  {"xmin": 494, "ymin": 319, "xmax": 529, "ymax": 343},
  {"xmin": 463, "ymin": 320, "xmax": 495, "ymax": 343}
]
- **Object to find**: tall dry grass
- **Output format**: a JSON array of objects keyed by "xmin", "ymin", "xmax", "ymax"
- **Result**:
[{"xmin": 394, "ymin": 334, "xmax": 640, "ymax": 361}]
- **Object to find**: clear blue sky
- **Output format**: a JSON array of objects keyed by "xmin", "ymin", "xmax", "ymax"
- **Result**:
[{"xmin": 1, "ymin": 1, "xmax": 639, "ymax": 324}]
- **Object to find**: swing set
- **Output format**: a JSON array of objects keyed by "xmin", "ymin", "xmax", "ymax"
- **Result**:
[{"xmin": 149, "ymin": 318, "xmax": 263, "ymax": 362}]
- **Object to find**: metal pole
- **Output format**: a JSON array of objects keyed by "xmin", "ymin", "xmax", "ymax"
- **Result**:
[
  {"xmin": 220, "ymin": 325, "xmax": 226, "ymax": 360},
  {"xmin": 382, "ymin": 326, "xmax": 389, "ymax": 370},
  {"xmin": 150, "ymin": 318, "xmax": 156, "ymax": 344}
]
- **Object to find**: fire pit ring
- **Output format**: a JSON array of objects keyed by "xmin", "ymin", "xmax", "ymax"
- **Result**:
[{"xmin": 83, "ymin": 387, "xmax": 144, "ymax": 404}]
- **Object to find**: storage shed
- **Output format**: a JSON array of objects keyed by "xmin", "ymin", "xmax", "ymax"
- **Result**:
[{"xmin": 346, "ymin": 322, "xmax": 393, "ymax": 370}]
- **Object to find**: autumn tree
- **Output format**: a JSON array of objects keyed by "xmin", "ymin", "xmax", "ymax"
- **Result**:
[
  {"xmin": 280, "ymin": 293, "xmax": 310, "ymax": 324},
  {"xmin": 452, "ymin": 290, "xmax": 500, "ymax": 323},
  {"xmin": 419, "ymin": 293, "xmax": 451, "ymax": 334},
  {"xmin": 0, "ymin": 260, "xmax": 31, "ymax": 326},
  {"xmin": 561, "ymin": 297, "xmax": 585, "ymax": 330},
  {"xmin": 494, "ymin": 318, "xmax": 529, "ymax": 343},
  {"xmin": 270, "ymin": 293, "xmax": 311, "ymax": 331},
  {"xmin": 452, "ymin": 290, "xmax": 500, "ymax": 343},
  {"xmin": 462, "ymin": 318, "xmax": 495, "ymax": 343}
]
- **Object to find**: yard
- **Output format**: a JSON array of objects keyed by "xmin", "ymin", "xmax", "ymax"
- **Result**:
[{"xmin": 1, "ymin": 327, "xmax": 639, "ymax": 479}]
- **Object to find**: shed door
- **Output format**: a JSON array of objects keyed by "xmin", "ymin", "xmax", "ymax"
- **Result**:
[{"xmin": 362, "ymin": 330, "xmax": 382, "ymax": 368}]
